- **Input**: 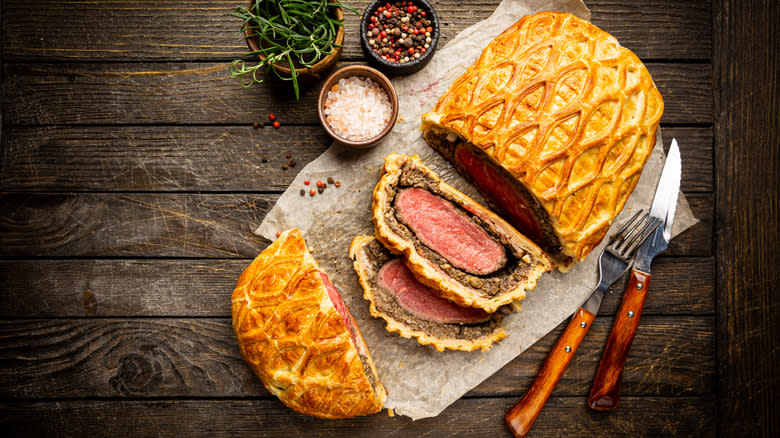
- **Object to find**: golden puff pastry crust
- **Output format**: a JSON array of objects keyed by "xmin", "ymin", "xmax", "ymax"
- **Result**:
[
  {"xmin": 372, "ymin": 153, "xmax": 551, "ymax": 313},
  {"xmin": 231, "ymin": 229, "xmax": 386, "ymax": 419},
  {"xmin": 421, "ymin": 11, "xmax": 663, "ymax": 268}
]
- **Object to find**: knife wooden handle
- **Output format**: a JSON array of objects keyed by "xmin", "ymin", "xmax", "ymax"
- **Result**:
[
  {"xmin": 505, "ymin": 308, "xmax": 596, "ymax": 437},
  {"xmin": 588, "ymin": 270, "xmax": 651, "ymax": 411}
]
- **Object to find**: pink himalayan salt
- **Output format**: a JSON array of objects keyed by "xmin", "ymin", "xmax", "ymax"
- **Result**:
[{"xmin": 323, "ymin": 76, "xmax": 392, "ymax": 141}]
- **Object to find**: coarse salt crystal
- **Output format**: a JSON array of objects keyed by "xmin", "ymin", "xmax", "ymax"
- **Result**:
[{"xmin": 323, "ymin": 76, "xmax": 392, "ymax": 141}]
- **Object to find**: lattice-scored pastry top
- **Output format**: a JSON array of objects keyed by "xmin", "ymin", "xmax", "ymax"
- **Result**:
[
  {"xmin": 421, "ymin": 11, "xmax": 663, "ymax": 262},
  {"xmin": 231, "ymin": 229, "xmax": 385, "ymax": 419}
]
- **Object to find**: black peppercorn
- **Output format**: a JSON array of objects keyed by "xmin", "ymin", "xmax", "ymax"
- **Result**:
[{"xmin": 367, "ymin": 1, "xmax": 434, "ymax": 64}]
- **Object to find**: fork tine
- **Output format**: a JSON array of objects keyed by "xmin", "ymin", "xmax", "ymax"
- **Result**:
[
  {"xmin": 611, "ymin": 210, "xmax": 645, "ymax": 243},
  {"xmin": 612, "ymin": 211, "xmax": 648, "ymax": 252},
  {"xmin": 621, "ymin": 217, "xmax": 662, "ymax": 256},
  {"xmin": 615, "ymin": 212, "xmax": 650, "ymax": 253}
]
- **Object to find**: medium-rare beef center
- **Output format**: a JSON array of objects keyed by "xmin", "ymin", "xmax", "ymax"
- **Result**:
[
  {"xmin": 351, "ymin": 236, "xmax": 506, "ymax": 352},
  {"xmin": 394, "ymin": 187, "xmax": 507, "ymax": 276},
  {"xmin": 372, "ymin": 154, "xmax": 550, "ymax": 314}
]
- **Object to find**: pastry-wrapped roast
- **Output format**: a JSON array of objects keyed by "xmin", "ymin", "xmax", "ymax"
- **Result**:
[
  {"xmin": 232, "ymin": 229, "xmax": 386, "ymax": 419},
  {"xmin": 350, "ymin": 235, "xmax": 507, "ymax": 352},
  {"xmin": 372, "ymin": 153, "xmax": 551, "ymax": 314},
  {"xmin": 421, "ymin": 11, "xmax": 664, "ymax": 270}
]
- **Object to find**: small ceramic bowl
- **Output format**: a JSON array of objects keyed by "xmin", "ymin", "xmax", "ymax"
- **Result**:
[
  {"xmin": 244, "ymin": 3, "xmax": 343, "ymax": 83},
  {"xmin": 317, "ymin": 65, "xmax": 399, "ymax": 148},
  {"xmin": 360, "ymin": 0, "xmax": 440, "ymax": 76}
]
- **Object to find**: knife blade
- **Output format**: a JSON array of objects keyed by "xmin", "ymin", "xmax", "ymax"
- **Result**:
[{"xmin": 588, "ymin": 139, "xmax": 682, "ymax": 411}]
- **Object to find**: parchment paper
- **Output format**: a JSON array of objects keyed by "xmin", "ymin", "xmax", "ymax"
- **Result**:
[{"xmin": 256, "ymin": 0, "xmax": 698, "ymax": 420}]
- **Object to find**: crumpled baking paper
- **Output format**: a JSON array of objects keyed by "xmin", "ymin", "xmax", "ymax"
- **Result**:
[{"xmin": 255, "ymin": 0, "xmax": 698, "ymax": 420}]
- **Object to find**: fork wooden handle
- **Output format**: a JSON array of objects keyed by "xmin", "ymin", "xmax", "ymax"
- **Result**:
[
  {"xmin": 588, "ymin": 270, "xmax": 651, "ymax": 410},
  {"xmin": 505, "ymin": 308, "xmax": 596, "ymax": 437}
]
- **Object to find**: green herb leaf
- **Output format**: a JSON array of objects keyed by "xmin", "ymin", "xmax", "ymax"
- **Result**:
[{"xmin": 230, "ymin": 1, "xmax": 357, "ymax": 99}]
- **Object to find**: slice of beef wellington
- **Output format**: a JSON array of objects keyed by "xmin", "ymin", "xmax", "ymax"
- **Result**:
[
  {"xmin": 232, "ymin": 229, "xmax": 386, "ymax": 419},
  {"xmin": 350, "ymin": 235, "xmax": 507, "ymax": 352},
  {"xmin": 372, "ymin": 153, "xmax": 551, "ymax": 313}
]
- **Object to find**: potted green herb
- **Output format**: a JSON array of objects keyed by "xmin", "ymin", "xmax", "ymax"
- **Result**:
[{"xmin": 230, "ymin": 0, "xmax": 357, "ymax": 100}]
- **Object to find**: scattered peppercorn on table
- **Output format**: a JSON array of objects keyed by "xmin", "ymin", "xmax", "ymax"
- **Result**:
[{"xmin": 0, "ymin": 0, "xmax": 776, "ymax": 437}]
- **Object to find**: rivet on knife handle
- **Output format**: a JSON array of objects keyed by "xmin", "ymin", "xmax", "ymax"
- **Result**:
[
  {"xmin": 505, "ymin": 308, "xmax": 596, "ymax": 437},
  {"xmin": 588, "ymin": 269, "xmax": 651, "ymax": 410}
]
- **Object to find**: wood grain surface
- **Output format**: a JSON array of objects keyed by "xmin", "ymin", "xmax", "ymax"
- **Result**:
[
  {"xmin": 0, "ymin": 257, "xmax": 713, "ymax": 317},
  {"xmin": 1, "ymin": 126, "xmax": 712, "ymax": 192},
  {"xmin": 2, "ymin": 0, "xmax": 711, "ymax": 61},
  {"xmin": 713, "ymin": 0, "xmax": 780, "ymax": 436},
  {"xmin": 0, "ymin": 397, "xmax": 715, "ymax": 437},
  {"xmin": 1, "ymin": 0, "xmax": 772, "ymax": 436},
  {"xmin": 2, "ymin": 63, "xmax": 712, "ymax": 125},
  {"xmin": 0, "ymin": 192, "xmax": 711, "ymax": 257},
  {"xmin": 0, "ymin": 316, "xmax": 714, "ymax": 399},
  {"xmin": 0, "ymin": 193, "xmax": 274, "ymax": 257},
  {"xmin": 0, "ymin": 126, "xmax": 331, "ymax": 192}
]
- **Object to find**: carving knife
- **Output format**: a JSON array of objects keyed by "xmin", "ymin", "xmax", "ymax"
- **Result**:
[{"xmin": 588, "ymin": 139, "xmax": 682, "ymax": 411}]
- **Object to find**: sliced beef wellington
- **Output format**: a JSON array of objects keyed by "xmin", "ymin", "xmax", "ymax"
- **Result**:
[
  {"xmin": 420, "ymin": 11, "xmax": 664, "ymax": 270},
  {"xmin": 232, "ymin": 229, "xmax": 386, "ymax": 419},
  {"xmin": 350, "ymin": 235, "xmax": 507, "ymax": 352},
  {"xmin": 372, "ymin": 153, "xmax": 551, "ymax": 313}
]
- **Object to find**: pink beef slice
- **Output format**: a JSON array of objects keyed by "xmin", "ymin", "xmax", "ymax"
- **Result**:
[
  {"xmin": 320, "ymin": 271, "xmax": 359, "ymax": 345},
  {"xmin": 454, "ymin": 145, "xmax": 543, "ymax": 244},
  {"xmin": 377, "ymin": 258, "xmax": 490, "ymax": 324},
  {"xmin": 394, "ymin": 187, "xmax": 506, "ymax": 275}
]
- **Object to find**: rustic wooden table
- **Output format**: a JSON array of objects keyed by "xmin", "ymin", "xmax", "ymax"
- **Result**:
[{"xmin": 1, "ymin": 0, "xmax": 777, "ymax": 436}]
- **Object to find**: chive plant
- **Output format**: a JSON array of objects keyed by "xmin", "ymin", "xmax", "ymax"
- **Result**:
[{"xmin": 230, "ymin": 0, "xmax": 357, "ymax": 100}]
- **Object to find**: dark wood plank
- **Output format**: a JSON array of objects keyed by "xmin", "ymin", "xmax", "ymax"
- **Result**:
[
  {"xmin": 0, "ymin": 257, "xmax": 714, "ymax": 318},
  {"xmin": 0, "ymin": 397, "xmax": 716, "ymax": 437},
  {"xmin": 0, "ymin": 259, "xmax": 253, "ymax": 317},
  {"xmin": 2, "ymin": 62, "xmax": 315, "ymax": 125},
  {"xmin": 666, "ymin": 193, "xmax": 712, "ymax": 257},
  {"xmin": 599, "ymin": 257, "xmax": 715, "ymax": 315},
  {"xmin": 713, "ymin": 0, "xmax": 780, "ymax": 436},
  {"xmin": 2, "ymin": 63, "xmax": 712, "ymax": 126},
  {"xmin": 646, "ymin": 63, "xmax": 713, "ymax": 125},
  {"xmin": 0, "ymin": 126, "xmax": 712, "ymax": 193},
  {"xmin": 589, "ymin": 0, "xmax": 711, "ymax": 60},
  {"xmin": 0, "ymin": 317, "xmax": 713, "ymax": 399},
  {"xmin": 0, "ymin": 193, "xmax": 274, "ymax": 258},
  {"xmin": 0, "ymin": 192, "xmax": 712, "ymax": 258},
  {"xmin": 0, "ymin": 126, "xmax": 331, "ymax": 192},
  {"xmin": 662, "ymin": 127, "xmax": 713, "ymax": 192},
  {"xmin": 475, "ymin": 316, "xmax": 715, "ymax": 398},
  {"xmin": 2, "ymin": 0, "xmax": 711, "ymax": 62}
]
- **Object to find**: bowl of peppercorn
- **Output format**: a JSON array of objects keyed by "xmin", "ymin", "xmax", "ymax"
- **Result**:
[{"xmin": 360, "ymin": 0, "xmax": 439, "ymax": 76}]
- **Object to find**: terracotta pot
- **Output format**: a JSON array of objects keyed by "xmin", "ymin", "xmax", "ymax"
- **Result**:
[
  {"xmin": 243, "ymin": 2, "xmax": 344, "ymax": 82},
  {"xmin": 317, "ymin": 65, "xmax": 399, "ymax": 149}
]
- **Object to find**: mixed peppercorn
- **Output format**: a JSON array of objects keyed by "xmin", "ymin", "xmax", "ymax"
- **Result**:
[
  {"xmin": 252, "ymin": 113, "xmax": 281, "ymax": 129},
  {"xmin": 366, "ymin": 1, "xmax": 434, "ymax": 64},
  {"xmin": 299, "ymin": 177, "xmax": 342, "ymax": 196},
  {"xmin": 252, "ymin": 108, "xmax": 345, "ymax": 201}
]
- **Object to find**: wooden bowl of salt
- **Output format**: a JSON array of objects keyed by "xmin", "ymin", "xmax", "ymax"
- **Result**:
[{"xmin": 317, "ymin": 65, "xmax": 399, "ymax": 148}]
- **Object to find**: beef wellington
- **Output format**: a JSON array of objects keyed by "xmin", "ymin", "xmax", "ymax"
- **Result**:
[{"xmin": 420, "ymin": 11, "xmax": 664, "ymax": 270}]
